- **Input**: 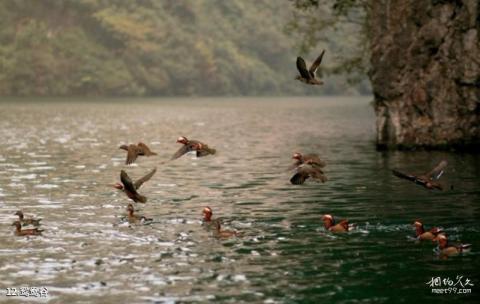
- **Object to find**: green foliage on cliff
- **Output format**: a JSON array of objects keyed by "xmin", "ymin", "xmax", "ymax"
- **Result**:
[
  {"xmin": 287, "ymin": 0, "xmax": 370, "ymax": 84},
  {"xmin": 0, "ymin": 0, "xmax": 370, "ymax": 97}
]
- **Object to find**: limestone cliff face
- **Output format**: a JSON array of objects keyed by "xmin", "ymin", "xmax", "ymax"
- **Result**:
[{"xmin": 369, "ymin": 0, "xmax": 479, "ymax": 149}]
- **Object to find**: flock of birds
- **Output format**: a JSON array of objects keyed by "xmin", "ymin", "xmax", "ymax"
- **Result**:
[{"xmin": 10, "ymin": 51, "xmax": 471, "ymax": 259}]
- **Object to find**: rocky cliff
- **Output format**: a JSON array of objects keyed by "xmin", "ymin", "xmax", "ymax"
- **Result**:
[{"xmin": 369, "ymin": 0, "xmax": 479, "ymax": 149}]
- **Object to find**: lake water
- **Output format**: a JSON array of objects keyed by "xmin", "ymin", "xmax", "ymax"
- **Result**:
[{"xmin": 0, "ymin": 97, "xmax": 478, "ymax": 303}]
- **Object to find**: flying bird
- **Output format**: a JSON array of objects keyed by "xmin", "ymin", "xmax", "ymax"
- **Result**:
[
  {"xmin": 119, "ymin": 142, "xmax": 157, "ymax": 165},
  {"xmin": 392, "ymin": 160, "xmax": 447, "ymax": 190},
  {"xmin": 290, "ymin": 163, "xmax": 328, "ymax": 185},
  {"xmin": 114, "ymin": 168, "xmax": 156, "ymax": 191},
  {"xmin": 295, "ymin": 50, "xmax": 325, "ymax": 85},
  {"xmin": 116, "ymin": 170, "xmax": 154, "ymax": 203},
  {"xmin": 171, "ymin": 136, "xmax": 216, "ymax": 160}
]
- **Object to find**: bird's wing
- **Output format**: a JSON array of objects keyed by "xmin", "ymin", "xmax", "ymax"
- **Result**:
[
  {"xmin": 304, "ymin": 153, "xmax": 326, "ymax": 167},
  {"xmin": 126, "ymin": 145, "xmax": 138, "ymax": 165},
  {"xmin": 171, "ymin": 144, "xmax": 191, "ymax": 160},
  {"xmin": 290, "ymin": 164, "xmax": 321, "ymax": 184},
  {"xmin": 121, "ymin": 170, "xmax": 137, "ymax": 194},
  {"xmin": 296, "ymin": 57, "xmax": 311, "ymax": 79},
  {"xmin": 308, "ymin": 50, "xmax": 325, "ymax": 75},
  {"xmin": 137, "ymin": 142, "xmax": 157, "ymax": 156},
  {"xmin": 392, "ymin": 169, "xmax": 416, "ymax": 182},
  {"xmin": 425, "ymin": 160, "xmax": 448, "ymax": 180},
  {"xmin": 196, "ymin": 144, "xmax": 216, "ymax": 157},
  {"xmin": 287, "ymin": 163, "xmax": 299, "ymax": 171},
  {"xmin": 134, "ymin": 168, "xmax": 157, "ymax": 189},
  {"xmin": 290, "ymin": 172, "xmax": 308, "ymax": 185},
  {"xmin": 305, "ymin": 165, "xmax": 327, "ymax": 182}
]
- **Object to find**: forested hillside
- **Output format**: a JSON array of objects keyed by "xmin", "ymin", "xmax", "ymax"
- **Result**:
[{"xmin": 0, "ymin": 0, "xmax": 370, "ymax": 96}]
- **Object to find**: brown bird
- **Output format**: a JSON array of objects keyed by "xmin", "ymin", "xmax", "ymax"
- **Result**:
[
  {"xmin": 290, "ymin": 163, "xmax": 327, "ymax": 185},
  {"xmin": 202, "ymin": 206, "xmax": 221, "ymax": 229},
  {"xmin": 214, "ymin": 221, "xmax": 238, "ymax": 238},
  {"xmin": 392, "ymin": 160, "xmax": 447, "ymax": 190},
  {"xmin": 114, "ymin": 168, "xmax": 156, "ymax": 192},
  {"xmin": 12, "ymin": 221, "xmax": 43, "ymax": 236},
  {"xmin": 413, "ymin": 220, "xmax": 443, "ymax": 240},
  {"xmin": 295, "ymin": 50, "xmax": 325, "ymax": 85},
  {"xmin": 289, "ymin": 152, "xmax": 326, "ymax": 170},
  {"xmin": 202, "ymin": 206, "xmax": 214, "ymax": 223},
  {"xmin": 117, "ymin": 170, "xmax": 151, "ymax": 203},
  {"xmin": 322, "ymin": 214, "xmax": 349, "ymax": 232},
  {"xmin": 119, "ymin": 142, "xmax": 157, "ymax": 165},
  {"xmin": 434, "ymin": 233, "xmax": 471, "ymax": 256},
  {"xmin": 15, "ymin": 211, "xmax": 41, "ymax": 227},
  {"xmin": 126, "ymin": 204, "xmax": 152, "ymax": 224},
  {"xmin": 171, "ymin": 136, "xmax": 216, "ymax": 160}
]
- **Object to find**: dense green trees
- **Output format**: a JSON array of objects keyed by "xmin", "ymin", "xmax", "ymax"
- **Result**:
[{"xmin": 0, "ymin": 0, "xmax": 369, "ymax": 96}]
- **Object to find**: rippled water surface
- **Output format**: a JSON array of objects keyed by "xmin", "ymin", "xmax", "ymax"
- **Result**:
[{"xmin": 0, "ymin": 97, "xmax": 479, "ymax": 303}]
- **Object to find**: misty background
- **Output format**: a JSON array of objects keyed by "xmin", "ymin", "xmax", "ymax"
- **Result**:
[{"xmin": 0, "ymin": 0, "xmax": 371, "ymax": 97}]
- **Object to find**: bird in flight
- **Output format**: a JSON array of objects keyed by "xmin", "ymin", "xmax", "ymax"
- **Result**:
[
  {"xmin": 171, "ymin": 136, "xmax": 216, "ymax": 160},
  {"xmin": 295, "ymin": 50, "xmax": 325, "ymax": 85},
  {"xmin": 119, "ymin": 142, "xmax": 157, "ymax": 165},
  {"xmin": 115, "ymin": 169, "xmax": 156, "ymax": 203},
  {"xmin": 392, "ymin": 160, "xmax": 447, "ymax": 190}
]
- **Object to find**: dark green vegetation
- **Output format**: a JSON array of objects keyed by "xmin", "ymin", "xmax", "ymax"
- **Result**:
[{"xmin": 0, "ymin": 0, "xmax": 370, "ymax": 97}]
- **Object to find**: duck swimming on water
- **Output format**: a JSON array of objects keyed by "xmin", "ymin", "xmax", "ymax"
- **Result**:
[
  {"xmin": 322, "ymin": 214, "xmax": 349, "ymax": 232},
  {"xmin": 413, "ymin": 220, "xmax": 443, "ymax": 241},
  {"xmin": 214, "ymin": 221, "xmax": 238, "ymax": 238},
  {"xmin": 12, "ymin": 221, "xmax": 43, "ymax": 236},
  {"xmin": 15, "ymin": 211, "xmax": 41, "ymax": 227},
  {"xmin": 434, "ymin": 233, "xmax": 471, "ymax": 256},
  {"xmin": 126, "ymin": 204, "xmax": 152, "ymax": 224}
]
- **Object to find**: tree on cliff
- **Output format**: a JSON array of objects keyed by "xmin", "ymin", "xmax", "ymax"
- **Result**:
[
  {"xmin": 289, "ymin": 0, "xmax": 480, "ymax": 149},
  {"xmin": 0, "ymin": 0, "xmax": 368, "ymax": 97}
]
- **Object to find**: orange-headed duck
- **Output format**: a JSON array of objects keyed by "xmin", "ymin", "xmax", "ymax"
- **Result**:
[
  {"xmin": 203, "ymin": 206, "xmax": 213, "ymax": 222},
  {"xmin": 202, "ymin": 206, "xmax": 221, "ymax": 229},
  {"xmin": 434, "ymin": 233, "xmax": 471, "ymax": 256},
  {"xmin": 119, "ymin": 142, "xmax": 157, "ymax": 165},
  {"xmin": 413, "ymin": 220, "xmax": 443, "ymax": 240},
  {"xmin": 126, "ymin": 204, "xmax": 152, "ymax": 224},
  {"xmin": 290, "ymin": 163, "xmax": 327, "ymax": 185},
  {"xmin": 322, "ymin": 214, "xmax": 349, "ymax": 232},
  {"xmin": 118, "ymin": 170, "xmax": 148, "ymax": 203},
  {"xmin": 295, "ymin": 50, "xmax": 325, "ymax": 85},
  {"xmin": 12, "ymin": 221, "xmax": 43, "ymax": 236},
  {"xmin": 15, "ymin": 211, "xmax": 41, "ymax": 227},
  {"xmin": 171, "ymin": 136, "xmax": 216, "ymax": 160},
  {"xmin": 392, "ymin": 160, "xmax": 447, "ymax": 190}
]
